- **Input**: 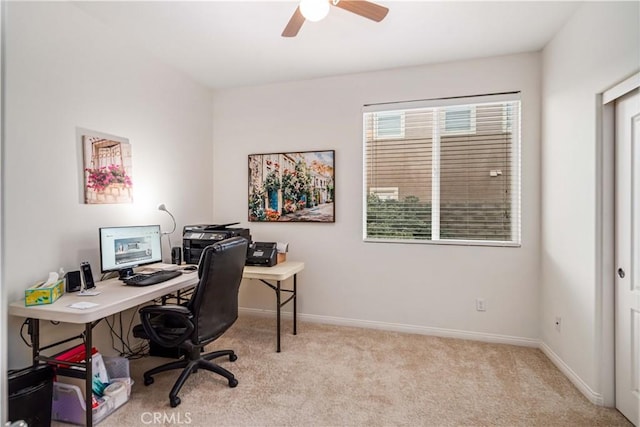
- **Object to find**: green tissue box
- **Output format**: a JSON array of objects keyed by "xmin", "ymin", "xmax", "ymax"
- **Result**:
[{"xmin": 25, "ymin": 279, "xmax": 65, "ymax": 306}]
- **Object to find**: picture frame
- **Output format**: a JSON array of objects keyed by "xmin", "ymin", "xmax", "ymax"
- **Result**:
[
  {"xmin": 82, "ymin": 130, "xmax": 133, "ymax": 204},
  {"xmin": 248, "ymin": 150, "xmax": 335, "ymax": 222}
]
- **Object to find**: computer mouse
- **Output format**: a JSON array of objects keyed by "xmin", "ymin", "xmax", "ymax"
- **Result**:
[{"xmin": 183, "ymin": 265, "xmax": 198, "ymax": 271}]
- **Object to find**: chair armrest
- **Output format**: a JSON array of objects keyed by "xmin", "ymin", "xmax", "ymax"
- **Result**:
[
  {"xmin": 139, "ymin": 304, "xmax": 194, "ymax": 348},
  {"xmin": 140, "ymin": 304, "xmax": 191, "ymax": 316}
]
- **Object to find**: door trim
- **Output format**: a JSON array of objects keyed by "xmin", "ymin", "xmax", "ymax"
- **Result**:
[
  {"xmin": 604, "ymin": 73, "xmax": 640, "ymax": 104},
  {"xmin": 597, "ymin": 71, "xmax": 640, "ymax": 407}
]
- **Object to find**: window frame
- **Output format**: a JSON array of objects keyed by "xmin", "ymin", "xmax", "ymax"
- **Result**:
[
  {"xmin": 362, "ymin": 93, "xmax": 521, "ymax": 247},
  {"xmin": 440, "ymin": 105, "xmax": 477, "ymax": 136},
  {"xmin": 373, "ymin": 111, "xmax": 405, "ymax": 140}
]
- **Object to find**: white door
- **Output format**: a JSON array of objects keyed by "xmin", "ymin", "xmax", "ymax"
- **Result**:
[{"xmin": 615, "ymin": 87, "xmax": 640, "ymax": 426}]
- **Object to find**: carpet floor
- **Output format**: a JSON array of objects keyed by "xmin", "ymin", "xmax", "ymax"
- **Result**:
[{"xmin": 56, "ymin": 315, "xmax": 631, "ymax": 427}]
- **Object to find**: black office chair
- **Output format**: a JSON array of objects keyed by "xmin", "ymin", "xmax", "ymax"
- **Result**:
[{"xmin": 132, "ymin": 237, "xmax": 248, "ymax": 407}]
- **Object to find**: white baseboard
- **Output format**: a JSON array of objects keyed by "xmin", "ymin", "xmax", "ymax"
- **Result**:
[
  {"xmin": 239, "ymin": 307, "xmax": 539, "ymax": 347},
  {"xmin": 538, "ymin": 342, "xmax": 603, "ymax": 405}
]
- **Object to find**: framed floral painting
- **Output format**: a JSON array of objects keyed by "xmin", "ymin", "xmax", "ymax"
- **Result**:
[
  {"xmin": 248, "ymin": 150, "xmax": 335, "ymax": 222},
  {"xmin": 82, "ymin": 130, "xmax": 133, "ymax": 204}
]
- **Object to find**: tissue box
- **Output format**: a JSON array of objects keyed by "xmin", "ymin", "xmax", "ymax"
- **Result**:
[{"xmin": 25, "ymin": 279, "xmax": 64, "ymax": 306}]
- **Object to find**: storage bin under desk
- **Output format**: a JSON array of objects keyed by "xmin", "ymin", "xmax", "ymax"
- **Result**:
[
  {"xmin": 52, "ymin": 382, "xmax": 126, "ymax": 426},
  {"xmin": 52, "ymin": 356, "xmax": 132, "ymax": 425}
]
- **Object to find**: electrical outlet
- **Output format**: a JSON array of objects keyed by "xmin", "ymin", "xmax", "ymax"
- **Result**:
[
  {"xmin": 476, "ymin": 298, "xmax": 486, "ymax": 312},
  {"xmin": 554, "ymin": 316, "xmax": 561, "ymax": 332}
]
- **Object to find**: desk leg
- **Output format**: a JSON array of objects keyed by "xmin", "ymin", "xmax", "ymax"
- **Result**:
[
  {"xmin": 293, "ymin": 274, "xmax": 297, "ymax": 335},
  {"xmin": 257, "ymin": 277, "xmax": 295, "ymax": 352},
  {"xmin": 85, "ymin": 322, "xmax": 93, "ymax": 427},
  {"xmin": 276, "ymin": 280, "xmax": 281, "ymax": 353},
  {"xmin": 28, "ymin": 318, "xmax": 93, "ymax": 425},
  {"xmin": 31, "ymin": 318, "xmax": 40, "ymax": 366}
]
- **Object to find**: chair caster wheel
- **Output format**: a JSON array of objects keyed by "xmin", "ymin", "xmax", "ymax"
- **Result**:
[
  {"xmin": 144, "ymin": 376, "xmax": 154, "ymax": 386},
  {"xmin": 228, "ymin": 378, "xmax": 238, "ymax": 388},
  {"xmin": 229, "ymin": 354, "xmax": 238, "ymax": 362},
  {"xmin": 170, "ymin": 396, "xmax": 181, "ymax": 407}
]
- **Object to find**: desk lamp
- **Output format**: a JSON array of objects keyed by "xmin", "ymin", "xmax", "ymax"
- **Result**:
[{"xmin": 158, "ymin": 203, "xmax": 176, "ymax": 260}]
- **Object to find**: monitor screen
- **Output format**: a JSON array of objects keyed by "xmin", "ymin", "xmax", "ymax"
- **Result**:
[{"xmin": 99, "ymin": 225, "xmax": 163, "ymax": 273}]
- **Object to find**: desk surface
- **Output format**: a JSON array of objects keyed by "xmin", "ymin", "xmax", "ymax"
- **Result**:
[
  {"xmin": 243, "ymin": 261, "xmax": 304, "ymax": 280},
  {"xmin": 9, "ymin": 261, "xmax": 304, "ymax": 324},
  {"xmin": 8, "ymin": 271, "xmax": 199, "ymax": 324}
]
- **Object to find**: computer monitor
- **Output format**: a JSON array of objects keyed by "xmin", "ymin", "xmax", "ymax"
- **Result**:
[{"xmin": 99, "ymin": 225, "xmax": 163, "ymax": 279}]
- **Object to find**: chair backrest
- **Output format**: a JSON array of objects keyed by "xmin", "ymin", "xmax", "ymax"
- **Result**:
[{"xmin": 187, "ymin": 237, "xmax": 248, "ymax": 344}]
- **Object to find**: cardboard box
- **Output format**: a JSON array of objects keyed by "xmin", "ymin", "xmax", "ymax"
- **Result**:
[
  {"xmin": 25, "ymin": 279, "xmax": 64, "ymax": 306},
  {"xmin": 276, "ymin": 242, "xmax": 288, "ymax": 265}
]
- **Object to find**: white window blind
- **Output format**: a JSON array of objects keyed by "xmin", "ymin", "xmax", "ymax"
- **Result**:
[{"xmin": 363, "ymin": 93, "xmax": 521, "ymax": 246}]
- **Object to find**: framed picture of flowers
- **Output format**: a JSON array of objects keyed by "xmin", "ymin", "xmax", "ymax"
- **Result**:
[
  {"xmin": 82, "ymin": 131, "xmax": 133, "ymax": 204},
  {"xmin": 248, "ymin": 150, "xmax": 335, "ymax": 222}
]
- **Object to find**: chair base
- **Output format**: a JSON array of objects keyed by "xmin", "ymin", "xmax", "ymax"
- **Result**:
[
  {"xmin": 149, "ymin": 340, "xmax": 186, "ymax": 359},
  {"xmin": 143, "ymin": 349, "xmax": 238, "ymax": 407}
]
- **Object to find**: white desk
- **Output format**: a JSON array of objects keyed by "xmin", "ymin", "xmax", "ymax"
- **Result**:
[
  {"xmin": 8, "ymin": 261, "xmax": 304, "ymax": 426},
  {"xmin": 8, "ymin": 273, "xmax": 199, "ymax": 324},
  {"xmin": 9, "ymin": 271, "xmax": 198, "ymax": 427}
]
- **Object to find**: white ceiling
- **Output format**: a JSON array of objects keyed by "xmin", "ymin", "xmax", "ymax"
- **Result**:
[{"xmin": 72, "ymin": 1, "xmax": 582, "ymax": 90}]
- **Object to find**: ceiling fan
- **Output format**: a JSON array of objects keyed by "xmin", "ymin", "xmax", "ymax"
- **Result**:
[{"xmin": 282, "ymin": 0, "xmax": 389, "ymax": 38}]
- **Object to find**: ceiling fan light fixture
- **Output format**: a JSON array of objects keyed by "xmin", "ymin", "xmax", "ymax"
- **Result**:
[{"xmin": 299, "ymin": 0, "xmax": 330, "ymax": 22}]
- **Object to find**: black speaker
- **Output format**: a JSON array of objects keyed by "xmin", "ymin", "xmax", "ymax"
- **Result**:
[
  {"xmin": 171, "ymin": 247, "xmax": 182, "ymax": 265},
  {"xmin": 65, "ymin": 271, "xmax": 81, "ymax": 293}
]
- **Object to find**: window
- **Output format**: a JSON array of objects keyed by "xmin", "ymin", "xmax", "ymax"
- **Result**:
[
  {"xmin": 441, "ymin": 106, "xmax": 476, "ymax": 135},
  {"xmin": 369, "ymin": 187, "xmax": 399, "ymax": 201},
  {"xmin": 374, "ymin": 111, "xmax": 405, "ymax": 139},
  {"xmin": 363, "ymin": 93, "xmax": 521, "ymax": 246}
]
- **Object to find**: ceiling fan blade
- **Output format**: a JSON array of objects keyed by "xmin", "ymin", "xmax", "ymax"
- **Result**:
[
  {"xmin": 282, "ymin": 6, "xmax": 306, "ymax": 37},
  {"xmin": 333, "ymin": 0, "xmax": 389, "ymax": 22}
]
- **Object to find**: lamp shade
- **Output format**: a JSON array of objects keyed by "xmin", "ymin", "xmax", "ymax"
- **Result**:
[{"xmin": 299, "ymin": 0, "xmax": 330, "ymax": 22}]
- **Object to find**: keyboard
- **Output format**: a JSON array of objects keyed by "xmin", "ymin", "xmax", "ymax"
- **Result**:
[{"xmin": 123, "ymin": 270, "xmax": 183, "ymax": 286}]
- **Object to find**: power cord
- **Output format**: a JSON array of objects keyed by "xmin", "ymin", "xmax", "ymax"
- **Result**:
[
  {"xmin": 20, "ymin": 319, "xmax": 32, "ymax": 347},
  {"xmin": 105, "ymin": 307, "xmax": 149, "ymax": 359},
  {"xmin": 100, "ymin": 271, "xmax": 119, "ymax": 281}
]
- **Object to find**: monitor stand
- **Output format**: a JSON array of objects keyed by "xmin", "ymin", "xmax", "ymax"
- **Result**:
[{"xmin": 118, "ymin": 268, "xmax": 135, "ymax": 280}]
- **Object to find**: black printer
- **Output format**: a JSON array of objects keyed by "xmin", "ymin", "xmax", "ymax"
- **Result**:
[
  {"xmin": 245, "ymin": 242, "xmax": 277, "ymax": 267},
  {"xmin": 182, "ymin": 223, "xmax": 251, "ymax": 264}
]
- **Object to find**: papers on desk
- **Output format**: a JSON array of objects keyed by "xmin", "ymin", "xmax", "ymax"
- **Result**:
[{"xmin": 68, "ymin": 302, "xmax": 99, "ymax": 310}]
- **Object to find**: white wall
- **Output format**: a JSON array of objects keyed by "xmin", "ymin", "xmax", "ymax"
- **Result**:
[
  {"xmin": 213, "ymin": 53, "xmax": 542, "ymax": 343},
  {"xmin": 4, "ymin": 2, "xmax": 214, "ymax": 367},
  {"xmin": 541, "ymin": 1, "xmax": 640, "ymax": 403}
]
